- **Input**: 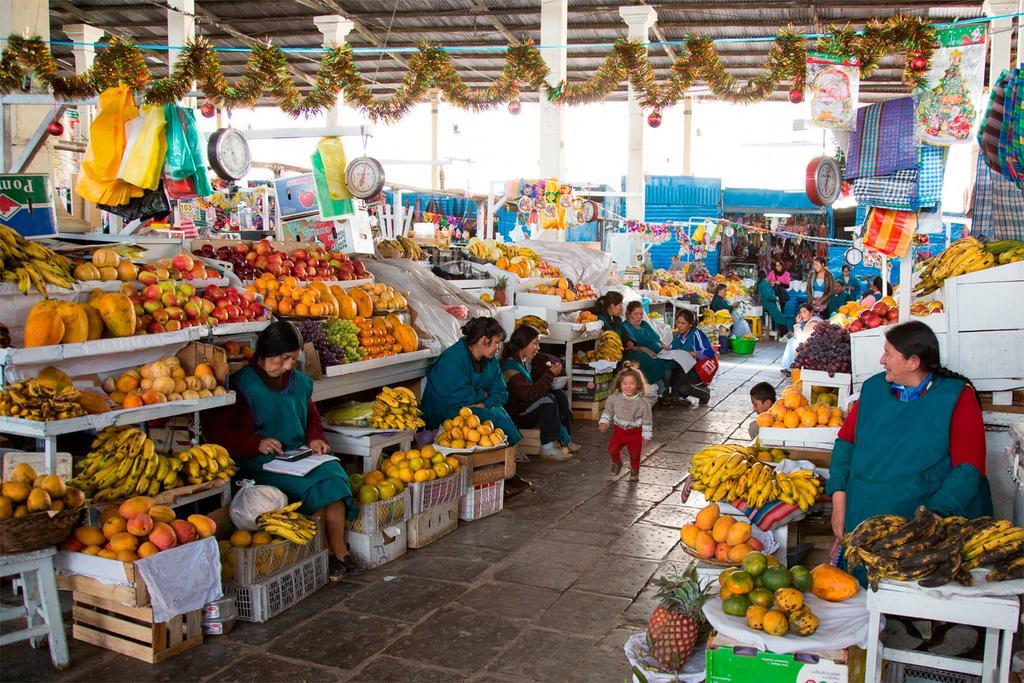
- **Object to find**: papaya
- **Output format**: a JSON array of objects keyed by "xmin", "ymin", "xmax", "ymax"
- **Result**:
[
  {"xmin": 393, "ymin": 322, "xmax": 419, "ymax": 353},
  {"xmin": 24, "ymin": 300, "xmax": 65, "ymax": 348},
  {"xmin": 330, "ymin": 286, "xmax": 357, "ymax": 320},
  {"xmin": 349, "ymin": 288, "xmax": 373, "ymax": 318},
  {"xmin": 87, "ymin": 288, "xmax": 106, "ymax": 308},
  {"xmin": 82, "ymin": 304, "xmax": 104, "ymax": 340},
  {"xmin": 57, "ymin": 302, "xmax": 90, "ymax": 343},
  {"xmin": 94, "ymin": 293, "xmax": 136, "ymax": 338},
  {"xmin": 76, "ymin": 392, "xmax": 111, "ymax": 414},
  {"xmin": 810, "ymin": 564, "xmax": 859, "ymax": 602}
]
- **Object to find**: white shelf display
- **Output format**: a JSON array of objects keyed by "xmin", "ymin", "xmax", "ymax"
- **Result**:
[
  {"xmin": 312, "ymin": 351, "xmax": 436, "ymax": 402},
  {"xmin": 514, "ymin": 292, "xmax": 596, "ymax": 313}
]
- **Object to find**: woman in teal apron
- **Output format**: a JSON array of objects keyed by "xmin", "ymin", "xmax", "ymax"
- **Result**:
[
  {"xmin": 805, "ymin": 256, "xmax": 835, "ymax": 315},
  {"xmin": 594, "ymin": 291, "xmax": 626, "ymax": 341},
  {"xmin": 422, "ymin": 317, "xmax": 521, "ymax": 444},
  {"xmin": 202, "ymin": 322, "xmax": 359, "ymax": 578},
  {"xmin": 709, "ymin": 284, "xmax": 733, "ymax": 313},
  {"xmin": 828, "ymin": 321, "xmax": 992, "ymax": 586},
  {"xmin": 621, "ymin": 301, "xmax": 675, "ymax": 395},
  {"xmin": 755, "ymin": 270, "xmax": 788, "ymax": 336},
  {"xmin": 836, "ymin": 264, "xmax": 861, "ymax": 299},
  {"xmin": 668, "ymin": 308, "xmax": 713, "ymax": 405}
]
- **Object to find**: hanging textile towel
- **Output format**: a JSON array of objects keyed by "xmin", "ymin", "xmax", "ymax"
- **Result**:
[
  {"xmin": 862, "ymin": 208, "xmax": 918, "ymax": 258},
  {"xmin": 845, "ymin": 97, "xmax": 919, "ymax": 180}
]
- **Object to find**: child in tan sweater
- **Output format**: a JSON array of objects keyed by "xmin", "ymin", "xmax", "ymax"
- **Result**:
[{"xmin": 599, "ymin": 365, "xmax": 653, "ymax": 481}]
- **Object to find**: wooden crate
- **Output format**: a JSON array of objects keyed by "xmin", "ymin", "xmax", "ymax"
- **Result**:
[
  {"xmin": 57, "ymin": 568, "xmax": 149, "ymax": 608},
  {"xmin": 784, "ymin": 447, "xmax": 832, "ymax": 468},
  {"xmin": 70, "ymin": 592, "xmax": 202, "ymax": 663},
  {"xmin": 453, "ymin": 446, "xmax": 516, "ymax": 485},
  {"xmin": 571, "ymin": 398, "xmax": 605, "ymax": 422},
  {"xmin": 517, "ymin": 428, "xmax": 541, "ymax": 457}
]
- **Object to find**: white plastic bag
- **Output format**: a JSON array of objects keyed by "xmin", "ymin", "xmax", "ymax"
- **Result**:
[{"xmin": 230, "ymin": 480, "xmax": 288, "ymax": 531}]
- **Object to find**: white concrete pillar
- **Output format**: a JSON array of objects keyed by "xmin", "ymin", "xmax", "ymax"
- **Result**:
[
  {"xmin": 1, "ymin": 0, "xmax": 50, "ymax": 174},
  {"xmin": 430, "ymin": 90, "xmax": 440, "ymax": 190},
  {"xmin": 682, "ymin": 96, "xmax": 693, "ymax": 176},
  {"xmin": 619, "ymin": 5, "xmax": 657, "ymax": 220},
  {"xmin": 314, "ymin": 15, "xmax": 355, "ymax": 126},
  {"xmin": 166, "ymin": 0, "xmax": 195, "ymax": 66},
  {"xmin": 983, "ymin": 0, "xmax": 1020, "ymax": 85},
  {"xmin": 539, "ymin": 0, "xmax": 567, "ymax": 179},
  {"xmin": 61, "ymin": 24, "xmax": 104, "ymax": 132}
]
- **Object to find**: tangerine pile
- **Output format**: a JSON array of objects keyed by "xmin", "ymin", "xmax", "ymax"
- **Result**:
[
  {"xmin": 756, "ymin": 385, "xmax": 843, "ymax": 429},
  {"xmin": 355, "ymin": 316, "xmax": 404, "ymax": 359},
  {"xmin": 437, "ymin": 407, "xmax": 507, "ymax": 450},
  {"xmin": 250, "ymin": 276, "xmax": 336, "ymax": 317}
]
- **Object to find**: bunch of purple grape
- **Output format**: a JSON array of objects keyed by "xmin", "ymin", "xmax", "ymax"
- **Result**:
[
  {"xmin": 194, "ymin": 244, "xmax": 260, "ymax": 281},
  {"xmin": 295, "ymin": 319, "xmax": 345, "ymax": 367},
  {"xmin": 793, "ymin": 323, "xmax": 851, "ymax": 376}
]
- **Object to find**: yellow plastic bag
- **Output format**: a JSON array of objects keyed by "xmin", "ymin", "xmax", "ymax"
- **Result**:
[
  {"xmin": 316, "ymin": 137, "xmax": 353, "ymax": 201},
  {"xmin": 118, "ymin": 104, "xmax": 166, "ymax": 190},
  {"xmin": 76, "ymin": 86, "xmax": 144, "ymax": 205}
]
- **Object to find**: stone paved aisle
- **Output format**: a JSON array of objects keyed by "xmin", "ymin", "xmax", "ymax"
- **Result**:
[{"xmin": 1, "ymin": 343, "xmax": 785, "ymax": 683}]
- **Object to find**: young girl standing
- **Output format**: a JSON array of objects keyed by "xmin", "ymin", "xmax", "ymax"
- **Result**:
[{"xmin": 599, "ymin": 364, "xmax": 653, "ymax": 481}]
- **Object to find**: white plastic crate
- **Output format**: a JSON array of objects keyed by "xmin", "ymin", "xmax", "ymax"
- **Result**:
[
  {"xmin": 409, "ymin": 468, "xmax": 468, "ymax": 514},
  {"xmin": 459, "ymin": 480, "xmax": 504, "ymax": 521},
  {"xmin": 348, "ymin": 522, "xmax": 407, "ymax": 568},
  {"xmin": 348, "ymin": 488, "xmax": 411, "ymax": 534},
  {"xmin": 225, "ymin": 550, "xmax": 328, "ymax": 623},
  {"xmin": 228, "ymin": 520, "xmax": 323, "ymax": 586}
]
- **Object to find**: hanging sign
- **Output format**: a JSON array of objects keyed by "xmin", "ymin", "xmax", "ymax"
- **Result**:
[
  {"xmin": 915, "ymin": 25, "xmax": 988, "ymax": 145},
  {"xmin": 274, "ymin": 173, "xmax": 318, "ymax": 221},
  {"xmin": 0, "ymin": 174, "xmax": 57, "ymax": 238},
  {"xmin": 806, "ymin": 53, "xmax": 860, "ymax": 130}
]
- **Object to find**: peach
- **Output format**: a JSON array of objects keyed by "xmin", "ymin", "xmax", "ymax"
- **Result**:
[
  {"xmin": 98, "ymin": 549, "xmax": 118, "ymax": 560},
  {"xmin": 74, "ymin": 526, "xmax": 106, "ymax": 547},
  {"xmin": 60, "ymin": 537, "xmax": 85, "ymax": 552},
  {"xmin": 149, "ymin": 522, "xmax": 178, "ymax": 551},
  {"xmin": 99, "ymin": 506, "xmax": 122, "ymax": 523},
  {"xmin": 118, "ymin": 496, "xmax": 154, "ymax": 520},
  {"xmin": 116, "ymin": 550, "xmax": 139, "ymax": 562},
  {"xmin": 102, "ymin": 517, "xmax": 127, "ymax": 540},
  {"xmin": 82, "ymin": 545, "xmax": 101, "ymax": 556},
  {"xmin": 171, "ymin": 519, "xmax": 198, "ymax": 545},
  {"xmin": 109, "ymin": 532, "xmax": 139, "ymax": 552},
  {"xmin": 715, "ymin": 542, "xmax": 731, "ymax": 562},
  {"xmin": 148, "ymin": 505, "xmax": 175, "ymax": 524},
  {"xmin": 126, "ymin": 513, "xmax": 154, "ymax": 537},
  {"xmin": 695, "ymin": 530, "xmax": 716, "ymax": 558},
  {"xmin": 137, "ymin": 541, "xmax": 160, "ymax": 558},
  {"xmin": 186, "ymin": 514, "xmax": 216, "ymax": 539}
]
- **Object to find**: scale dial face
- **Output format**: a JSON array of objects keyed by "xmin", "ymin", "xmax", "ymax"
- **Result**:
[
  {"xmin": 805, "ymin": 156, "xmax": 842, "ymax": 206},
  {"xmin": 208, "ymin": 128, "xmax": 251, "ymax": 180},
  {"xmin": 845, "ymin": 247, "xmax": 864, "ymax": 266},
  {"xmin": 581, "ymin": 200, "xmax": 598, "ymax": 223},
  {"xmin": 344, "ymin": 156, "xmax": 386, "ymax": 199}
]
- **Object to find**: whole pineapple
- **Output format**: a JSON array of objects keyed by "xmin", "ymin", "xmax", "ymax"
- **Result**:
[
  {"xmin": 647, "ymin": 566, "xmax": 713, "ymax": 671},
  {"xmin": 493, "ymin": 276, "xmax": 508, "ymax": 307}
]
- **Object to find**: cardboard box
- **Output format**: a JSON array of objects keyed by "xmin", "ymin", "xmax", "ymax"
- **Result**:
[{"xmin": 705, "ymin": 634, "xmax": 848, "ymax": 683}]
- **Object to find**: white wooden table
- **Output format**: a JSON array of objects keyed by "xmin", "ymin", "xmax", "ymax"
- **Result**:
[
  {"xmin": 322, "ymin": 425, "xmax": 416, "ymax": 473},
  {"xmin": 0, "ymin": 547, "xmax": 69, "ymax": 670},
  {"xmin": 865, "ymin": 579, "xmax": 1020, "ymax": 683}
]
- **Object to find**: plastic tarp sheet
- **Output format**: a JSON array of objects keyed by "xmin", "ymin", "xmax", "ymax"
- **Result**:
[
  {"xmin": 519, "ymin": 240, "xmax": 616, "ymax": 289},
  {"xmin": 703, "ymin": 592, "xmax": 870, "ymax": 653},
  {"xmin": 361, "ymin": 259, "xmax": 492, "ymax": 348},
  {"xmin": 134, "ymin": 537, "xmax": 223, "ymax": 623}
]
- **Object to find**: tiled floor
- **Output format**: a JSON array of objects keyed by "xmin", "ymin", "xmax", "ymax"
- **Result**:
[{"xmin": 1, "ymin": 343, "xmax": 786, "ymax": 682}]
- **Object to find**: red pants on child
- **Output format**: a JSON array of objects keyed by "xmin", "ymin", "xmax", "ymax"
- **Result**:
[{"xmin": 608, "ymin": 425, "xmax": 643, "ymax": 469}]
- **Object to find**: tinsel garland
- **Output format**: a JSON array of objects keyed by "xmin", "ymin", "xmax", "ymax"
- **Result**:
[{"xmin": 0, "ymin": 15, "xmax": 937, "ymax": 120}]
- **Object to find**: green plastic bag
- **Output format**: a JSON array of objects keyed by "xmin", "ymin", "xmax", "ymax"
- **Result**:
[{"xmin": 163, "ymin": 104, "xmax": 213, "ymax": 198}]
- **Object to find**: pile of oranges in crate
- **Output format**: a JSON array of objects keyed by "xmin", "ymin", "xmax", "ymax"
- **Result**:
[
  {"xmin": 248, "ymin": 276, "xmax": 339, "ymax": 318},
  {"xmin": 756, "ymin": 384, "xmax": 843, "ymax": 429},
  {"xmin": 355, "ymin": 316, "xmax": 407, "ymax": 360}
]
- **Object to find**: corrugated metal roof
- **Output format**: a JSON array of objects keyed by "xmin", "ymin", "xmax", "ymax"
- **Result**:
[{"xmin": 45, "ymin": 0, "xmax": 989, "ymax": 103}]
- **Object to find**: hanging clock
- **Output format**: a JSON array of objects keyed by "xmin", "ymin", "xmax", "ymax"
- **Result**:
[
  {"xmin": 805, "ymin": 156, "xmax": 842, "ymax": 206},
  {"xmin": 207, "ymin": 128, "xmax": 251, "ymax": 181},
  {"xmin": 844, "ymin": 246, "xmax": 864, "ymax": 266},
  {"xmin": 344, "ymin": 156, "xmax": 386, "ymax": 199},
  {"xmin": 724, "ymin": 225, "xmax": 736, "ymax": 237},
  {"xmin": 581, "ymin": 200, "xmax": 598, "ymax": 223}
]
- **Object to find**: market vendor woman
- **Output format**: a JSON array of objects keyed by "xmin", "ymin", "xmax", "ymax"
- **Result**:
[
  {"xmin": 755, "ymin": 269, "xmax": 788, "ymax": 337},
  {"xmin": 422, "ymin": 317, "xmax": 521, "ymax": 445},
  {"xmin": 593, "ymin": 291, "xmax": 626, "ymax": 337},
  {"xmin": 621, "ymin": 301, "xmax": 676, "ymax": 394},
  {"xmin": 828, "ymin": 321, "xmax": 992, "ymax": 581},
  {"xmin": 202, "ymin": 321, "xmax": 359, "ymax": 578}
]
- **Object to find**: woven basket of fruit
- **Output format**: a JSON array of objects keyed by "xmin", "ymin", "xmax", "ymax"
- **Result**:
[{"xmin": 0, "ymin": 507, "xmax": 82, "ymax": 554}]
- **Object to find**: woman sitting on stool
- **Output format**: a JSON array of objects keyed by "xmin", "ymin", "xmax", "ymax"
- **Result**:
[{"xmin": 501, "ymin": 325, "xmax": 577, "ymax": 461}]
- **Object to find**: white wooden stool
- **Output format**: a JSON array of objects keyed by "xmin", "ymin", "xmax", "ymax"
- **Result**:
[
  {"xmin": 517, "ymin": 429, "xmax": 542, "ymax": 457},
  {"xmin": 0, "ymin": 547, "xmax": 70, "ymax": 670},
  {"xmin": 864, "ymin": 579, "xmax": 1020, "ymax": 683},
  {"xmin": 322, "ymin": 426, "xmax": 416, "ymax": 473}
]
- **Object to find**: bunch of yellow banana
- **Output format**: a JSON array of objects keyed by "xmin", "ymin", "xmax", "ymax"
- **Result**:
[
  {"xmin": 516, "ymin": 315, "xmax": 549, "ymax": 335},
  {"xmin": 689, "ymin": 444, "xmax": 821, "ymax": 511},
  {"xmin": 377, "ymin": 236, "xmax": 424, "ymax": 260},
  {"xmin": 596, "ymin": 330, "xmax": 623, "ymax": 361},
  {"xmin": 256, "ymin": 502, "xmax": 318, "ymax": 545},
  {"xmin": 0, "ymin": 380, "xmax": 88, "ymax": 421},
  {"xmin": 177, "ymin": 443, "xmax": 237, "ymax": 485},
  {"xmin": 370, "ymin": 386, "xmax": 425, "ymax": 431},
  {"xmin": 961, "ymin": 519, "xmax": 1024, "ymax": 578},
  {"xmin": 70, "ymin": 426, "xmax": 182, "ymax": 500},
  {"xmin": 915, "ymin": 237, "xmax": 994, "ymax": 295},
  {"xmin": 989, "ymin": 240, "xmax": 1024, "ymax": 265},
  {"xmin": 0, "ymin": 226, "xmax": 76, "ymax": 295},
  {"xmin": 495, "ymin": 242, "xmax": 541, "ymax": 263}
]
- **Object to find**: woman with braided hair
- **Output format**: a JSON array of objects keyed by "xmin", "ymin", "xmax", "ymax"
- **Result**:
[{"xmin": 828, "ymin": 321, "xmax": 993, "ymax": 551}]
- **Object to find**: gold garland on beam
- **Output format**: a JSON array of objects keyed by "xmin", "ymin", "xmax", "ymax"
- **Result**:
[{"xmin": 0, "ymin": 15, "xmax": 938, "ymax": 120}]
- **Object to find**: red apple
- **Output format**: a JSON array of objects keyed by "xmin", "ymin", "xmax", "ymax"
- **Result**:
[
  {"xmin": 200, "ymin": 298, "xmax": 216, "ymax": 316},
  {"xmin": 213, "ymin": 308, "xmax": 230, "ymax": 323},
  {"xmin": 138, "ymin": 271, "xmax": 159, "ymax": 286},
  {"xmin": 254, "ymin": 240, "xmax": 272, "ymax": 255},
  {"xmin": 241, "ymin": 290, "xmax": 257, "ymax": 303},
  {"xmin": 152, "ymin": 310, "xmax": 170, "ymax": 325},
  {"xmin": 161, "ymin": 292, "xmax": 179, "ymax": 308},
  {"xmin": 871, "ymin": 302, "xmax": 890, "ymax": 316},
  {"xmin": 133, "ymin": 303, "xmax": 145, "ymax": 316},
  {"xmin": 154, "ymin": 267, "xmax": 171, "ymax": 281},
  {"xmin": 164, "ymin": 306, "xmax": 184, "ymax": 322},
  {"xmin": 255, "ymin": 255, "xmax": 269, "ymax": 270},
  {"xmin": 865, "ymin": 313, "xmax": 882, "ymax": 329},
  {"xmin": 233, "ymin": 244, "xmax": 249, "ymax": 255},
  {"xmin": 886, "ymin": 308, "xmax": 900, "ymax": 321},
  {"xmin": 205, "ymin": 285, "xmax": 224, "ymax": 300},
  {"xmin": 848, "ymin": 320, "xmax": 864, "ymax": 332},
  {"xmin": 147, "ymin": 321, "xmax": 166, "ymax": 334},
  {"xmin": 165, "ymin": 320, "xmax": 182, "ymax": 332},
  {"xmin": 143, "ymin": 300, "xmax": 163, "ymax": 314},
  {"xmin": 291, "ymin": 249, "xmax": 309, "ymax": 262},
  {"xmin": 184, "ymin": 302, "xmax": 202, "ymax": 320}
]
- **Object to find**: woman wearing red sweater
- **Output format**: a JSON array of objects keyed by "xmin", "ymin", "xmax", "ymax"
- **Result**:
[{"xmin": 202, "ymin": 321, "xmax": 359, "ymax": 579}]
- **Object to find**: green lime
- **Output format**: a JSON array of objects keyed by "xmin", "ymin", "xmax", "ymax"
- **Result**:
[
  {"xmin": 722, "ymin": 594, "xmax": 752, "ymax": 617},
  {"xmin": 741, "ymin": 552, "xmax": 768, "ymax": 577},
  {"xmin": 761, "ymin": 567, "xmax": 793, "ymax": 591},
  {"xmin": 790, "ymin": 565, "xmax": 812, "ymax": 592},
  {"xmin": 748, "ymin": 587, "xmax": 774, "ymax": 608}
]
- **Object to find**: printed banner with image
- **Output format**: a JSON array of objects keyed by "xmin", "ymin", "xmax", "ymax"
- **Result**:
[
  {"xmin": 916, "ymin": 24, "xmax": 987, "ymax": 145},
  {"xmin": 807, "ymin": 53, "xmax": 860, "ymax": 131}
]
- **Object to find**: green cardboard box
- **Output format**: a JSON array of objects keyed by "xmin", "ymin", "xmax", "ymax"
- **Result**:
[{"xmin": 705, "ymin": 634, "xmax": 848, "ymax": 683}]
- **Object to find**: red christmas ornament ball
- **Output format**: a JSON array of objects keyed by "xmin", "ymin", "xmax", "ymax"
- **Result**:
[
  {"xmin": 508, "ymin": 99, "xmax": 521, "ymax": 115},
  {"xmin": 46, "ymin": 120, "xmax": 64, "ymax": 137},
  {"xmin": 788, "ymin": 88, "xmax": 805, "ymax": 104},
  {"xmin": 199, "ymin": 102, "xmax": 216, "ymax": 118},
  {"xmin": 910, "ymin": 56, "xmax": 928, "ymax": 73},
  {"xmin": 647, "ymin": 110, "xmax": 662, "ymax": 128}
]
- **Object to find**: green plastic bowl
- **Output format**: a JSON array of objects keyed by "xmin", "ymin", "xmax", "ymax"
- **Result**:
[{"xmin": 730, "ymin": 337, "xmax": 757, "ymax": 355}]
